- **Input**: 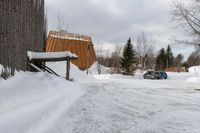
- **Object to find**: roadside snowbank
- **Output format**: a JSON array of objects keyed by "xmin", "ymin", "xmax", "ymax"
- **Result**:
[
  {"xmin": 186, "ymin": 66, "xmax": 200, "ymax": 82},
  {"xmin": 189, "ymin": 65, "xmax": 200, "ymax": 74},
  {"xmin": 0, "ymin": 72, "xmax": 84, "ymax": 133},
  {"xmin": 167, "ymin": 72, "xmax": 194, "ymax": 80},
  {"xmin": 88, "ymin": 62, "xmax": 110, "ymax": 74}
]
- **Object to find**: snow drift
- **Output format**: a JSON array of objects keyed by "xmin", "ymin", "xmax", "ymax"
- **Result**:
[
  {"xmin": 0, "ymin": 72, "xmax": 84, "ymax": 133},
  {"xmin": 189, "ymin": 65, "xmax": 200, "ymax": 74},
  {"xmin": 46, "ymin": 62, "xmax": 94, "ymax": 81}
]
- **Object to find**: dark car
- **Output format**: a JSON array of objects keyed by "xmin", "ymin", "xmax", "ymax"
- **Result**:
[
  {"xmin": 143, "ymin": 71, "xmax": 167, "ymax": 79},
  {"xmin": 158, "ymin": 71, "xmax": 167, "ymax": 79}
]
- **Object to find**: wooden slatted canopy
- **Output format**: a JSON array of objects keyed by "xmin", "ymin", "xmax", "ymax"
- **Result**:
[
  {"xmin": 46, "ymin": 31, "xmax": 96, "ymax": 70},
  {"xmin": 27, "ymin": 51, "xmax": 78, "ymax": 80}
]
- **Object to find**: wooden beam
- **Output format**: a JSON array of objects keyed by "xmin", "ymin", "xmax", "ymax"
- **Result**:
[{"xmin": 30, "ymin": 57, "xmax": 78, "ymax": 62}]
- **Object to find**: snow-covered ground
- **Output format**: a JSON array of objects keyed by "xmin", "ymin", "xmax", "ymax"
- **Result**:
[
  {"xmin": 44, "ymin": 73, "xmax": 200, "ymax": 133},
  {"xmin": 1, "ymin": 64, "xmax": 200, "ymax": 133},
  {"xmin": 0, "ymin": 72, "xmax": 84, "ymax": 133}
]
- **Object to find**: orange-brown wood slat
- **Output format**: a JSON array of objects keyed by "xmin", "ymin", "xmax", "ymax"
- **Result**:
[{"xmin": 45, "ymin": 31, "xmax": 96, "ymax": 70}]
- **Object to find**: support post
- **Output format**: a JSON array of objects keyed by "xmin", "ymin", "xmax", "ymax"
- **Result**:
[
  {"xmin": 27, "ymin": 58, "xmax": 31, "ymax": 71},
  {"xmin": 86, "ymin": 44, "xmax": 89, "ymax": 75},
  {"xmin": 27, "ymin": 58, "xmax": 29, "ymax": 71},
  {"xmin": 66, "ymin": 58, "xmax": 70, "ymax": 80}
]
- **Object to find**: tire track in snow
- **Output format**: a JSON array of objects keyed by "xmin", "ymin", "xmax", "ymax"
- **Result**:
[{"xmin": 45, "ymin": 79, "xmax": 200, "ymax": 133}]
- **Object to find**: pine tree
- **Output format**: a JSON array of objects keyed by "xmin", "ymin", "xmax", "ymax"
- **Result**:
[
  {"xmin": 121, "ymin": 38, "xmax": 137, "ymax": 75},
  {"xmin": 165, "ymin": 45, "xmax": 174, "ymax": 68},
  {"xmin": 156, "ymin": 48, "xmax": 166, "ymax": 70},
  {"xmin": 176, "ymin": 54, "xmax": 184, "ymax": 67}
]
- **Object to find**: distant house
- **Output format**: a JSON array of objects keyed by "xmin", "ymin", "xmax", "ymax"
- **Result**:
[
  {"xmin": 165, "ymin": 67, "xmax": 186, "ymax": 72},
  {"xmin": 46, "ymin": 31, "xmax": 96, "ymax": 70}
]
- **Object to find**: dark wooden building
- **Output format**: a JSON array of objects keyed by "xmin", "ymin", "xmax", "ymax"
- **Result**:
[{"xmin": 0, "ymin": 0, "xmax": 46, "ymax": 75}]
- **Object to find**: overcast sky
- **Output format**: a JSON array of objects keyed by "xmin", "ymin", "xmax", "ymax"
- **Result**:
[{"xmin": 45, "ymin": 0, "xmax": 194, "ymax": 57}]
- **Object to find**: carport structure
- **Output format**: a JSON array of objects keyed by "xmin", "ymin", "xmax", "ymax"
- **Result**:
[{"xmin": 27, "ymin": 51, "xmax": 78, "ymax": 80}]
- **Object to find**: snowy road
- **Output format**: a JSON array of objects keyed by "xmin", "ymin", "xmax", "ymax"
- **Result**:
[{"xmin": 46, "ymin": 74, "xmax": 200, "ymax": 133}]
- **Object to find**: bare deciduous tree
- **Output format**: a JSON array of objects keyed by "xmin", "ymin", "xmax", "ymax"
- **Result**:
[
  {"xmin": 187, "ymin": 48, "xmax": 200, "ymax": 67},
  {"xmin": 136, "ymin": 32, "xmax": 155, "ymax": 70},
  {"xmin": 111, "ymin": 45, "xmax": 123, "ymax": 73},
  {"xmin": 171, "ymin": 0, "xmax": 200, "ymax": 46},
  {"xmin": 56, "ymin": 12, "xmax": 69, "ymax": 33},
  {"xmin": 95, "ymin": 45, "xmax": 104, "ymax": 74}
]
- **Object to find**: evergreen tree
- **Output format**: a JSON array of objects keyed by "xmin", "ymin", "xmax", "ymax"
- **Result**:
[
  {"xmin": 176, "ymin": 54, "xmax": 184, "ymax": 67},
  {"xmin": 121, "ymin": 38, "xmax": 137, "ymax": 75},
  {"xmin": 165, "ymin": 45, "xmax": 174, "ymax": 68},
  {"xmin": 156, "ymin": 48, "xmax": 166, "ymax": 70},
  {"xmin": 156, "ymin": 45, "xmax": 175, "ymax": 70}
]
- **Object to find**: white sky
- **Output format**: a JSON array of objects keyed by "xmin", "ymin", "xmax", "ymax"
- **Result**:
[{"xmin": 45, "ymin": 0, "xmax": 195, "ymax": 59}]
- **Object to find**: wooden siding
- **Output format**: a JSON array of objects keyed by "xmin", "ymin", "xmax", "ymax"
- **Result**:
[
  {"xmin": 0, "ymin": 0, "xmax": 45, "ymax": 75},
  {"xmin": 165, "ymin": 67, "xmax": 186, "ymax": 72},
  {"xmin": 46, "ymin": 31, "xmax": 96, "ymax": 70}
]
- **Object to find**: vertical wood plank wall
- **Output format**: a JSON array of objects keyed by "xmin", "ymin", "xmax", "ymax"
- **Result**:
[{"xmin": 0, "ymin": 0, "xmax": 45, "ymax": 75}]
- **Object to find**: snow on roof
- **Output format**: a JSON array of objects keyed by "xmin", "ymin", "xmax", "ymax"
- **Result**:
[
  {"xmin": 49, "ymin": 31, "xmax": 92, "ymax": 42},
  {"xmin": 27, "ymin": 51, "xmax": 78, "ymax": 60}
]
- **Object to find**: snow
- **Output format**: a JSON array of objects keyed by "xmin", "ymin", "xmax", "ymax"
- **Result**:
[
  {"xmin": 46, "ymin": 62, "xmax": 94, "ymax": 81},
  {"xmin": 167, "ymin": 72, "xmax": 195, "ymax": 80},
  {"xmin": 88, "ymin": 62, "xmax": 111, "ymax": 74},
  {"xmin": 45, "ymin": 73, "xmax": 200, "ymax": 133},
  {"xmin": 1, "ymin": 64, "xmax": 200, "ymax": 132},
  {"xmin": 187, "ymin": 77, "xmax": 200, "ymax": 82},
  {"xmin": 186, "ymin": 65, "xmax": 200, "ymax": 82},
  {"xmin": 49, "ymin": 32, "xmax": 91, "ymax": 42},
  {"xmin": 189, "ymin": 65, "xmax": 200, "ymax": 74},
  {"xmin": 0, "ymin": 72, "xmax": 84, "ymax": 133},
  {"xmin": 50, "ymin": 34, "xmax": 89, "ymax": 41},
  {"xmin": 27, "ymin": 51, "xmax": 78, "ymax": 60}
]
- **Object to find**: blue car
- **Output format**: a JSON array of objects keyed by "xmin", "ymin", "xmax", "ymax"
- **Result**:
[
  {"xmin": 158, "ymin": 71, "xmax": 167, "ymax": 79},
  {"xmin": 143, "ymin": 71, "xmax": 167, "ymax": 79}
]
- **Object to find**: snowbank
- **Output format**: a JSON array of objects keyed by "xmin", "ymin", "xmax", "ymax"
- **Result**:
[
  {"xmin": 167, "ymin": 72, "xmax": 194, "ymax": 80},
  {"xmin": 88, "ymin": 62, "xmax": 111, "ymax": 74},
  {"xmin": 0, "ymin": 72, "xmax": 84, "ymax": 133},
  {"xmin": 187, "ymin": 66, "xmax": 200, "ymax": 82},
  {"xmin": 188, "ymin": 65, "xmax": 200, "ymax": 74},
  {"xmin": 46, "ymin": 62, "xmax": 94, "ymax": 81}
]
